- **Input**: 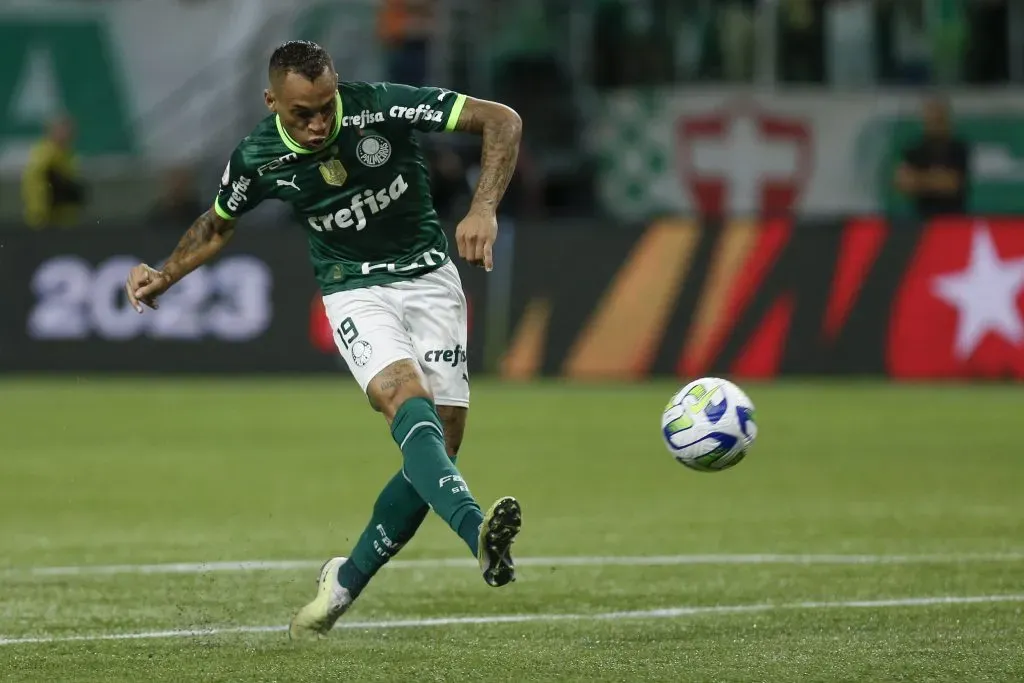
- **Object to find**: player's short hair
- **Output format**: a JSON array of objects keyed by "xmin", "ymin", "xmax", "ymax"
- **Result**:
[{"xmin": 269, "ymin": 40, "xmax": 334, "ymax": 82}]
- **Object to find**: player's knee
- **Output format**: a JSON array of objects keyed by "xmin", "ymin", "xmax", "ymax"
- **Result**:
[
  {"xmin": 367, "ymin": 359, "xmax": 433, "ymax": 421},
  {"xmin": 437, "ymin": 405, "xmax": 467, "ymax": 458}
]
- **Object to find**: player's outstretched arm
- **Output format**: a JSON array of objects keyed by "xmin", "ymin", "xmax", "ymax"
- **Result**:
[
  {"xmin": 452, "ymin": 97, "xmax": 522, "ymax": 271},
  {"xmin": 124, "ymin": 207, "xmax": 235, "ymax": 313}
]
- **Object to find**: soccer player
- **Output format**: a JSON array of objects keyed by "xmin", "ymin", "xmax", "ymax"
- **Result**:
[{"xmin": 123, "ymin": 40, "xmax": 523, "ymax": 639}]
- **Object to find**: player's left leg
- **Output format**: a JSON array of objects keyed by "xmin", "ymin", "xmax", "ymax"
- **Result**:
[
  {"xmin": 401, "ymin": 262, "xmax": 521, "ymax": 588},
  {"xmin": 328, "ymin": 405, "xmax": 464, "ymax": 605}
]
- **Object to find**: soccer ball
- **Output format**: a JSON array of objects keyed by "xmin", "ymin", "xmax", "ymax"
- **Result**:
[{"xmin": 661, "ymin": 377, "xmax": 757, "ymax": 472}]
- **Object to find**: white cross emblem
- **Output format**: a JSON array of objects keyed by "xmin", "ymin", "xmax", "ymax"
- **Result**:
[{"xmin": 690, "ymin": 116, "xmax": 800, "ymax": 214}]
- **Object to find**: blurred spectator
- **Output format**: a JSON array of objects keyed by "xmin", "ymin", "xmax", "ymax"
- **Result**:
[
  {"xmin": 778, "ymin": 0, "xmax": 825, "ymax": 83},
  {"xmin": 423, "ymin": 136, "xmax": 544, "ymax": 221},
  {"xmin": 894, "ymin": 95, "xmax": 969, "ymax": 218},
  {"xmin": 878, "ymin": 0, "xmax": 1005, "ymax": 85},
  {"xmin": 378, "ymin": 0, "xmax": 435, "ymax": 86},
  {"xmin": 964, "ymin": 0, "xmax": 1007, "ymax": 84},
  {"xmin": 928, "ymin": 0, "xmax": 967, "ymax": 85},
  {"xmin": 593, "ymin": 0, "xmax": 674, "ymax": 88},
  {"xmin": 20, "ymin": 115, "xmax": 86, "ymax": 229},
  {"xmin": 146, "ymin": 166, "xmax": 206, "ymax": 228},
  {"xmin": 717, "ymin": 0, "xmax": 755, "ymax": 82},
  {"xmin": 827, "ymin": 0, "xmax": 875, "ymax": 87},
  {"xmin": 424, "ymin": 139, "xmax": 469, "ymax": 220},
  {"xmin": 887, "ymin": 0, "xmax": 932, "ymax": 84}
]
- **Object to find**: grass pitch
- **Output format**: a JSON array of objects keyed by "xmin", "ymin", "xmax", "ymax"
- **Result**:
[{"xmin": 0, "ymin": 378, "xmax": 1022, "ymax": 681}]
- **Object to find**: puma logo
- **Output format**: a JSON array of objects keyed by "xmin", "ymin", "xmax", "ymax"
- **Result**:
[{"xmin": 276, "ymin": 175, "xmax": 300, "ymax": 191}]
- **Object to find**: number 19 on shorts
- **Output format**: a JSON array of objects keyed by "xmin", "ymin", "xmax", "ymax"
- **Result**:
[
  {"xmin": 336, "ymin": 316, "xmax": 374, "ymax": 368},
  {"xmin": 336, "ymin": 316, "xmax": 359, "ymax": 350}
]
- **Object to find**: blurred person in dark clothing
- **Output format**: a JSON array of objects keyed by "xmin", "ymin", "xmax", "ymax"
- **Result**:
[
  {"xmin": 593, "ymin": 0, "xmax": 674, "ymax": 87},
  {"xmin": 146, "ymin": 166, "xmax": 207, "ymax": 228},
  {"xmin": 423, "ymin": 137, "xmax": 543, "ymax": 221},
  {"xmin": 424, "ymin": 140, "xmax": 469, "ymax": 220},
  {"xmin": 378, "ymin": 0, "xmax": 435, "ymax": 86},
  {"xmin": 21, "ymin": 115, "xmax": 86, "ymax": 228},
  {"xmin": 778, "ymin": 0, "xmax": 825, "ymax": 83},
  {"xmin": 894, "ymin": 95, "xmax": 969, "ymax": 218}
]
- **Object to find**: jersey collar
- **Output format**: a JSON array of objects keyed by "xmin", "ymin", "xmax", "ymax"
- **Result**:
[{"xmin": 275, "ymin": 91, "xmax": 343, "ymax": 154}]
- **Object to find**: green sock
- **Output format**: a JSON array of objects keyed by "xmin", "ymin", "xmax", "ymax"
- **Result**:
[
  {"xmin": 391, "ymin": 397, "xmax": 483, "ymax": 555},
  {"xmin": 340, "ymin": 469, "xmax": 430, "ymax": 598},
  {"xmin": 340, "ymin": 451, "xmax": 461, "ymax": 597}
]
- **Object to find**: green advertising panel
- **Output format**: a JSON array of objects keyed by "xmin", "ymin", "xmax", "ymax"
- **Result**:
[{"xmin": 0, "ymin": 16, "xmax": 135, "ymax": 156}]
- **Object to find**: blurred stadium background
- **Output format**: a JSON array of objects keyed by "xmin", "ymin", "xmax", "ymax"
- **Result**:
[
  {"xmin": 2, "ymin": 0, "xmax": 1023, "ymax": 379},
  {"xmin": 2, "ymin": 1, "xmax": 1023, "ymax": 681}
]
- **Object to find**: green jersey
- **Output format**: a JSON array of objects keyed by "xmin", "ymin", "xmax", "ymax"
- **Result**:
[{"xmin": 214, "ymin": 79, "xmax": 467, "ymax": 294}]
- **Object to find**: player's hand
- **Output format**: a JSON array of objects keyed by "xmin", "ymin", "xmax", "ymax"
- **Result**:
[
  {"xmin": 455, "ymin": 209, "xmax": 497, "ymax": 272},
  {"xmin": 125, "ymin": 263, "xmax": 172, "ymax": 313}
]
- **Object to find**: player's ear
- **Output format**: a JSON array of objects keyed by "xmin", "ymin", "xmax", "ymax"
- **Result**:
[{"xmin": 264, "ymin": 88, "xmax": 276, "ymax": 113}]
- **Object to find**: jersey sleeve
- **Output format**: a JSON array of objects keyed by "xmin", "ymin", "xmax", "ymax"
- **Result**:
[
  {"xmin": 379, "ymin": 82, "xmax": 467, "ymax": 133},
  {"xmin": 213, "ymin": 145, "xmax": 265, "ymax": 220}
]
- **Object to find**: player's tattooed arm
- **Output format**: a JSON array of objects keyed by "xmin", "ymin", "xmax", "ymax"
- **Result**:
[
  {"xmin": 161, "ymin": 209, "xmax": 236, "ymax": 284},
  {"xmin": 125, "ymin": 208, "xmax": 235, "ymax": 312},
  {"xmin": 454, "ymin": 97, "xmax": 523, "ymax": 214}
]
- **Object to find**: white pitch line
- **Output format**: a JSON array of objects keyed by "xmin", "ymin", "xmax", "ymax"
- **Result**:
[
  {"xmin": 1, "ymin": 593, "xmax": 1022, "ymax": 647},
  {"xmin": 6, "ymin": 552, "xmax": 1024, "ymax": 577}
]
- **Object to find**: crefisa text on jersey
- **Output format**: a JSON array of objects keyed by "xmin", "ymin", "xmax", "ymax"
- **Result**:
[
  {"xmin": 306, "ymin": 173, "xmax": 410, "ymax": 232},
  {"xmin": 389, "ymin": 104, "xmax": 445, "ymax": 124},
  {"xmin": 225, "ymin": 175, "xmax": 251, "ymax": 213},
  {"xmin": 341, "ymin": 110, "xmax": 386, "ymax": 128}
]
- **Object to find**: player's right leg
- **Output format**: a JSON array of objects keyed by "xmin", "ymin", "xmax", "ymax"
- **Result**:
[{"xmin": 290, "ymin": 288, "xmax": 413, "ymax": 640}]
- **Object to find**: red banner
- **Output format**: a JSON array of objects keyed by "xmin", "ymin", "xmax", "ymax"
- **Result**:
[{"xmin": 888, "ymin": 218, "xmax": 1024, "ymax": 379}]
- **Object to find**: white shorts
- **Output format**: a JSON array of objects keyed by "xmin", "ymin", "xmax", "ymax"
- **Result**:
[{"xmin": 322, "ymin": 261, "xmax": 470, "ymax": 407}]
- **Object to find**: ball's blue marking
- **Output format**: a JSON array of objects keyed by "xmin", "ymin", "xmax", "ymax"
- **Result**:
[
  {"xmin": 704, "ymin": 395, "xmax": 728, "ymax": 424},
  {"xmin": 736, "ymin": 406, "xmax": 755, "ymax": 438}
]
